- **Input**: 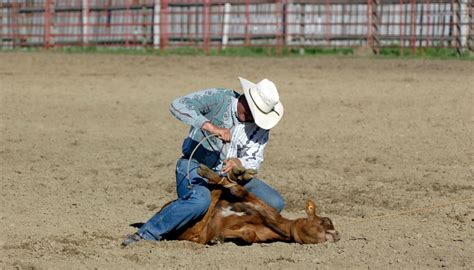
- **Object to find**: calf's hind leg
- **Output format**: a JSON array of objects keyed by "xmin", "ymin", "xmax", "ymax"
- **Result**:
[{"xmin": 220, "ymin": 225, "xmax": 257, "ymax": 244}]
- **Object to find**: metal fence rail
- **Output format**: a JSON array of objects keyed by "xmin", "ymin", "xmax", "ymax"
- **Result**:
[{"xmin": 1, "ymin": 0, "xmax": 472, "ymax": 54}]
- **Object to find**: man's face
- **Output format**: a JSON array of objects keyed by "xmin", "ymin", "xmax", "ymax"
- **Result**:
[{"xmin": 237, "ymin": 96, "xmax": 254, "ymax": 122}]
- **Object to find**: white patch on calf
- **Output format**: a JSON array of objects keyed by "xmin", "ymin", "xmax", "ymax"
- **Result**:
[{"xmin": 221, "ymin": 206, "xmax": 246, "ymax": 217}]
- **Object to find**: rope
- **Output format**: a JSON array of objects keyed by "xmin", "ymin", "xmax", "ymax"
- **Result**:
[
  {"xmin": 224, "ymin": 183, "xmax": 238, "ymax": 188},
  {"xmin": 217, "ymin": 177, "xmax": 226, "ymax": 185},
  {"xmin": 186, "ymin": 134, "xmax": 220, "ymax": 188},
  {"xmin": 186, "ymin": 133, "xmax": 241, "ymax": 190},
  {"xmin": 216, "ymin": 176, "xmax": 238, "ymax": 188},
  {"xmin": 339, "ymin": 197, "xmax": 474, "ymax": 226}
]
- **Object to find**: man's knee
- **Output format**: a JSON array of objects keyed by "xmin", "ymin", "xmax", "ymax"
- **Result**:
[
  {"xmin": 244, "ymin": 178, "xmax": 285, "ymax": 212},
  {"xmin": 268, "ymin": 195, "xmax": 285, "ymax": 213},
  {"xmin": 189, "ymin": 186, "xmax": 211, "ymax": 215}
]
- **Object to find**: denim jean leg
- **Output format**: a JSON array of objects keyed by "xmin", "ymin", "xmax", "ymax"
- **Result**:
[
  {"xmin": 244, "ymin": 178, "xmax": 285, "ymax": 212},
  {"xmin": 175, "ymin": 158, "xmax": 209, "ymax": 197},
  {"xmin": 138, "ymin": 158, "xmax": 211, "ymax": 240}
]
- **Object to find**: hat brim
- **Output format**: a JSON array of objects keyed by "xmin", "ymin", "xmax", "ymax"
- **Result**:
[{"xmin": 239, "ymin": 77, "xmax": 284, "ymax": 130}]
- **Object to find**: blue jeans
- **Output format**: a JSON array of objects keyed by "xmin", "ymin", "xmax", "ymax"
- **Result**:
[{"xmin": 138, "ymin": 158, "xmax": 284, "ymax": 241}]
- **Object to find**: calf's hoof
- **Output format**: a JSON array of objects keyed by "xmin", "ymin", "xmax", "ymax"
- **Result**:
[
  {"xmin": 326, "ymin": 230, "xmax": 341, "ymax": 243},
  {"xmin": 197, "ymin": 164, "xmax": 216, "ymax": 179}
]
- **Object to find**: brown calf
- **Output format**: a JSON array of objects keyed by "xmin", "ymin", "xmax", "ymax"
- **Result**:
[{"xmin": 163, "ymin": 160, "xmax": 340, "ymax": 245}]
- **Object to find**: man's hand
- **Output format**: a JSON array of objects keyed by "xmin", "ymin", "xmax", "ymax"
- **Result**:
[
  {"xmin": 221, "ymin": 158, "xmax": 242, "ymax": 174},
  {"xmin": 202, "ymin": 122, "xmax": 231, "ymax": 143}
]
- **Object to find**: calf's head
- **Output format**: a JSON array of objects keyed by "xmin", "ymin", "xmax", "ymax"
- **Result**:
[{"xmin": 290, "ymin": 200, "xmax": 340, "ymax": 244}]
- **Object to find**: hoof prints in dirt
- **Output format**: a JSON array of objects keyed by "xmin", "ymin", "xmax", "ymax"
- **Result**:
[
  {"xmin": 283, "ymin": 173, "xmax": 472, "ymax": 218},
  {"xmin": 2, "ymin": 232, "xmax": 121, "ymax": 259}
]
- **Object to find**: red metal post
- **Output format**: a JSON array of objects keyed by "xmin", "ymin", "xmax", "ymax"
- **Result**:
[
  {"xmin": 367, "ymin": 0, "xmax": 373, "ymax": 48},
  {"xmin": 325, "ymin": 0, "xmax": 331, "ymax": 46},
  {"xmin": 450, "ymin": 0, "xmax": 457, "ymax": 48},
  {"xmin": 104, "ymin": 0, "xmax": 110, "ymax": 45},
  {"xmin": 372, "ymin": 0, "xmax": 380, "ymax": 54},
  {"xmin": 440, "ymin": 0, "xmax": 446, "ymax": 47},
  {"xmin": 160, "ymin": 0, "xmax": 169, "ymax": 50},
  {"xmin": 245, "ymin": 0, "xmax": 250, "ymax": 46},
  {"xmin": 125, "ymin": 0, "xmax": 131, "ymax": 47},
  {"xmin": 203, "ymin": 0, "xmax": 211, "ymax": 53},
  {"xmin": 188, "ymin": 0, "xmax": 194, "ymax": 47},
  {"xmin": 44, "ymin": 0, "xmax": 53, "ymax": 48},
  {"xmin": 10, "ymin": 2, "xmax": 17, "ymax": 48}
]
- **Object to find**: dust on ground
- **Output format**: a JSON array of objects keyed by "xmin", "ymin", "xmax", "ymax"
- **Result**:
[{"xmin": 0, "ymin": 52, "xmax": 473, "ymax": 269}]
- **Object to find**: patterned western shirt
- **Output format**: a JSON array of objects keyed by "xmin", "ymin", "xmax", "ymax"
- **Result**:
[{"xmin": 170, "ymin": 88, "xmax": 269, "ymax": 171}]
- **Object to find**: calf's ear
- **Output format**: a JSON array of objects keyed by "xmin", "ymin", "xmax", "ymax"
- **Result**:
[{"xmin": 305, "ymin": 200, "xmax": 317, "ymax": 218}]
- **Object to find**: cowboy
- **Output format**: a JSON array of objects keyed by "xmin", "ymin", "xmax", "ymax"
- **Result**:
[{"xmin": 122, "ymin": 77, "xmax": 284, "ymax": 247}]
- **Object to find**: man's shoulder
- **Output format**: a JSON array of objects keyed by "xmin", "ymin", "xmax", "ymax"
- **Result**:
[
  {"xmin": 212, "ymin": 88, "xmax": 240, "ymax": 98},
  {"xmin": 184, "ymin": 88, "xmax": 239, "ymax": 101}
]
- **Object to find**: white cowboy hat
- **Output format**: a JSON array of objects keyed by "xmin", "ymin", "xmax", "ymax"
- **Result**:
[{"xmin": 238, "ymin": 77, "xmax": 284, "ymax": 130}]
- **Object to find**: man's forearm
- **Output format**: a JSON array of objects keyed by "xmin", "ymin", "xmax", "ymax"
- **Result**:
[
  {"xmin": 202, "ymin": 121, "xmax": 231, "ymax": 142},
  {"xmin": 201, "ymin": 121, "xmax": 215, "ymax": 133}
]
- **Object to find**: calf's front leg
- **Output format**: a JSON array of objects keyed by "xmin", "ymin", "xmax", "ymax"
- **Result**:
[{"xmin": 198, "ymin": 164, "xmax": 248, "ymax": 198}]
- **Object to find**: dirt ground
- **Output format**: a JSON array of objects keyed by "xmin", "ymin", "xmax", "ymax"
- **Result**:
[{"xmin": 0, "ymin": 52, "xmax": 473, "ymax": 269}]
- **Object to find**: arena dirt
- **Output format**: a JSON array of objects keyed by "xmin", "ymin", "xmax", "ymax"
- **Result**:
[{"xmin": 0, "ymin": 52, "xmax": 473, "ymax": 269}]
